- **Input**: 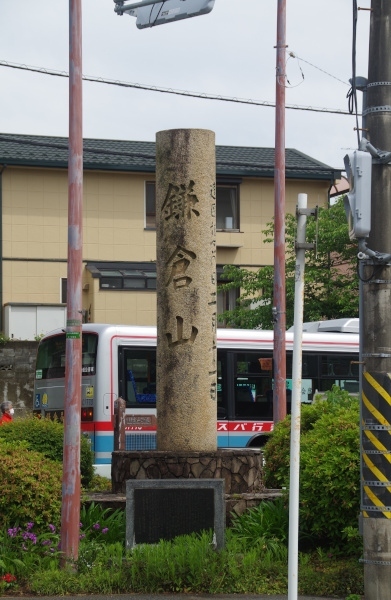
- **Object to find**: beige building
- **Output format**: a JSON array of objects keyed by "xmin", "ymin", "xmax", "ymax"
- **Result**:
[{"xmin": 0, "ymin": 133, "xmax": 341, "ymax": 336}]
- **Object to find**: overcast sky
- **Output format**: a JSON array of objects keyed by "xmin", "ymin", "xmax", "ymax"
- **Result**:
[{"xmin": 0, "ymin": 0, "xmax": 371, "ymax": 171}]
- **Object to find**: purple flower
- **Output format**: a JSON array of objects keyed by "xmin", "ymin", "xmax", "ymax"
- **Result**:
[
  {"xmin": 79, "ymin": 522, "xmax": 83, "ymax": 528},
  {"xmin": 7, "ymin": 527, "xmax": 20, "ymax": 538},
  {"xmin": 102, "ymin": 528, "xmax": 109, "ymax": 534},
  {"xmin": 22, "ymin": 532, "xmax": 37, "ymax": 544},
  {"xmin": 93, "ymin": 523, "xmax": 100, "ymax": 530},
  {"xmin": 26, "ymin": 522, "xmax": 34, "ymax": 531},
  {"xmin": 48, "ymin": 524, "xmax": 56, "ymax": 533},
  {"xmin": 79, "ymin": 533, "xmax": 86, "ymax": 540},
  {"xmin": 42, "ymin": 539, "xmax": 51, "ymax": 546}
]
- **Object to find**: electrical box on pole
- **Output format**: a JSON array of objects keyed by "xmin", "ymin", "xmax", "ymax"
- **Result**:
[
  {"xmin": 343, "ymin": 150, "xmax": 372, "ymax": 240},
  {"xmin": 119, "ymin": 0, "xmax": 215, "ymax": 28}
]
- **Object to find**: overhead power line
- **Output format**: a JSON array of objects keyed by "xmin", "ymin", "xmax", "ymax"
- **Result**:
[{"xmin": 0, "ymin": 59, "xmax": 355, "ymax": 117}]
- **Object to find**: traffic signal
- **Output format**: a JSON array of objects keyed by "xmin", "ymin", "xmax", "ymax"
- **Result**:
[
  {"xmin": 344, "ymin": 150, "xmax": 372, "ymax": 240},
  {"xmin": 124, "ymin": 0, "xmax": 215, "ymax": 29}
]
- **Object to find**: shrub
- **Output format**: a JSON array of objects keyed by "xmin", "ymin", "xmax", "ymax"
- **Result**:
[
  {"xmin": 263, "ymin": 386, "xmax": 360, "ymax": 547},
  {"xmin": 0, "ymin": 416, "xmax": 94, "ymax": 487},
  {"xmin": 263, "ymin": 400, "xmax": 326, "ymax": 489},
  {"xmin": 0, "ymin": 439, "xmax": 62, "ymax": 530},
  {"xmin": 230, "ymin": 496, "xmax": 289, "ymax": 550},
  {"xmin": 299, "ymin": 404, "xmax": 360, "ymax": 544}
]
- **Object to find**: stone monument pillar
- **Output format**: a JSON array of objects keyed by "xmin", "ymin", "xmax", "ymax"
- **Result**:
[{"xmin": 155, "ymin": 129, "xmax": 217, "ymax": 452}]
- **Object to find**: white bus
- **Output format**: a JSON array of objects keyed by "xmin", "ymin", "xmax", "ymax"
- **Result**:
[{"xmin": 33, "ymin": 321, "xmax": 359, "ymax": 475}]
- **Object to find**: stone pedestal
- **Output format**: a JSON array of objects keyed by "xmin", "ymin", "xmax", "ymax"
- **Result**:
[{"xmin": 111, "ymin": 448, "xmax": 264, "ymax": 496}]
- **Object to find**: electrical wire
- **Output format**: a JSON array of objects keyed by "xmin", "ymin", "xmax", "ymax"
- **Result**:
[
  {"xmin": 287, "ymin": 51, "xmax": 350, "ymax": 88},
  {"xmin": 356, "ymin": 258, "xmax": 382, "ymax": 283},
  {"xmin": 0, "ymin": 60, "xmax": 355, "ymax": 117}
]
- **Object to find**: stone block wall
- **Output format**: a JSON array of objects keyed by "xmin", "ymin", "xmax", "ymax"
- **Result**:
[{"xmin": 112, "ymin": 449, "xmax": 265, "ymax": 496}]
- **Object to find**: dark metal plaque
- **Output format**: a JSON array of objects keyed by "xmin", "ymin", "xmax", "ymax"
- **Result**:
[{"xmin": 126, "ymin": 479, "xmax": 225, "ymax": 549}]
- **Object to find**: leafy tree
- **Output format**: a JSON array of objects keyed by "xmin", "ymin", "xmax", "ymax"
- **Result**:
[
  {"xmin": 263, "ymin": 387, "xmax": 360, "ymax": 548},
  {"xmin": 218, "ymin": 197, "xmax": 359, "ymax": 329}
]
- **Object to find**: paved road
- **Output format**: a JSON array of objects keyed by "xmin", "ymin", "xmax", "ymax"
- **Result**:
[{"xmin": 2, "ymin": 594, "xmax": 345, "ymax": 600}]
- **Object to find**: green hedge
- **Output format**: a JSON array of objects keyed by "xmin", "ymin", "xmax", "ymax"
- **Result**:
[
  {"xmin": 263, "ymin": 387, "xmax": 360, "ymax": 546},
  {"xmin": 0, "ymin": 439, "xmax": 62, "ymax": 529},
  {"xmin": 0, "ymin": 416, "xmax": 94, "ymax": 487}
]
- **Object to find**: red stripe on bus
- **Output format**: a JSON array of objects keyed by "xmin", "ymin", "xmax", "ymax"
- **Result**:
[{"xmin": 82, "ymin": 420, "xmax": 274, "ymax": 433}]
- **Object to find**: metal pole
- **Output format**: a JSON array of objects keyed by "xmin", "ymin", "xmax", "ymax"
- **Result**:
[
  {"xmin": 288, "ymin": 193, "xmax": 308, "ymax": 600},
  {"xmin": 60, "ymin": 0, "xmax": 83, "ymax": 566},
  {"xmin": 361, "ymin": 1, "xmax": 391, "ymax": 597},
  {"xmin": 273, "ymin": 0, "xmax": 287, "ymax": 423}
]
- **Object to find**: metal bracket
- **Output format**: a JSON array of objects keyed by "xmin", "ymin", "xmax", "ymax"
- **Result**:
[
  {"xmin": 367, "ymin": 81, "xmax": 391, "ymax": 88},
  {"xmin": 364, "ymin": 105, "xmax": 391, "ymax": 115},
  {"xmin": 363, "ymin": 480, "xmax": 391, "ymax": 487},
  {"xmin": 295, "ymin": 242, "xmax": 315, "ymax": 250},
  {"xmin": 361, "ymin": 505, "xmax": 391, "ymax": 512},
  {"xmin": 296, "ymin": 207, "xmax": 317, "ymax": 217},
  {"xmin": 295, "ymin": 205, "xmax": 318, "ymax": 254},
  {"xmin": 360, "ymin": 558, "xmax": 391, "ymax": 566}
]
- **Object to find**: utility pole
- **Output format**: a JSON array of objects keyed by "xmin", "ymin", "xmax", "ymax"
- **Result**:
[
  {"xmin": 273, "ymin": 0, "xmax": 287, "ymax": 423},
  {"xmin": 361, "ymin": 1, "xmax": 391, "ymax": 597},
  {"xmin": 61, "ymin": 0, "xmax": 83, "ymax": 566}
]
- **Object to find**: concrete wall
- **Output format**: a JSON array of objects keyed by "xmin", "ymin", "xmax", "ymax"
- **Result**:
[{"xmin": 0, "ymin": 340, "xmax": 38, "ymax": 416}]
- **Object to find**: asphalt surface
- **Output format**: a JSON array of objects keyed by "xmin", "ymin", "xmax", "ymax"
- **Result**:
[{"xmin": 2, "ymin": 594, "xmax": 346, "ymax": 599}]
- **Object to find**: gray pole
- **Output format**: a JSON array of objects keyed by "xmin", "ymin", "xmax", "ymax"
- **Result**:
[
  {"xmin": 362, "ymin": 1, "xmax": 391, "ymax": 597},
  {"xmin": 273, "ymin": 0, "xmax": 287, "ymax": 423},
  {"xmin": 288, "ymin": 193, "xmax": 308, "ymax": 600}
]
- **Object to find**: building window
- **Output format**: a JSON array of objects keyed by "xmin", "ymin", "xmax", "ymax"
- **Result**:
[
  {"xmin": 86, "ymin": 263, "xmax": 157, "ymax": 291},
  {"xmin": 85, "ymin": 262, "xmax": 239, "ymax": 325},
  {"xmin": 61, "ymin": 278, "xmax": 67, "ymax": 303},
  {"xmin": 217, "ymin": 267, "xmax": 239, "ymax": 328},
  {"xmin": 145, "ymin": 182, "xmax": 156, "ymax": 229},
  {"xmin": 144, "ymin": 181, "xmax": 239, "ymax": 230},
  {"xmin": 216, "ymin": 185, "xmax": 239, "ymax": 230},
  {"xmin": 100, "ymin": 269, "xmax": 157, "ymax": 290}
]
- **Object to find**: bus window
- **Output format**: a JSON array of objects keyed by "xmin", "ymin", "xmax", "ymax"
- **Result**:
[
  {"xmin": 122, "ymin": 349, "xmax": 156, "ymax": 407},
  {"xmin": 217, "ymin": 356, "xmax": 227, "ymax": 419},
  {"xmin": 35, "ymin": 333, "xmax": 98, "ymax": 379},
  {"xmin": 302, "ymin": 353, "xmax": 318, "ymax": 379},
  {"xmin": 321, "ymin": 354, "xmax": 357, "ymax": 377},
  {"xmin": 233, "ymin": 352, "xmax": 273, "ymax": 420}
]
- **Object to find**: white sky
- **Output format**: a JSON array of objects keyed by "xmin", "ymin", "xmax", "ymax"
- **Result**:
[{"xmin": 0, "ymin": 0, "xmax": 371, "ymax": 171}]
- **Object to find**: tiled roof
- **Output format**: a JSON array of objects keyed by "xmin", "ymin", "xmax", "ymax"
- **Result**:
[{"xmin": 0, "ymin": 133, "xmax": 340, "ymax": 181}]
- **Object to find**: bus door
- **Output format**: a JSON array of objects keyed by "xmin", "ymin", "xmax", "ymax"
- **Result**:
[
  {"xmin": 118, "ymin": 346, "xmax": 157, "ymax": 451},
  {"xmin": 229, "ymin": 351, "xmax": 274, "ymax": 448},
  {"xmin": 216, "ymin": 350, "xmax": 229, "ymax": 446}
]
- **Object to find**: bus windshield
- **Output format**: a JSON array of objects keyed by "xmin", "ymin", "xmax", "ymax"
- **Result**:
[{"xmin": 35, "ymin": 333, "xmax": 98, "ymax": 380}]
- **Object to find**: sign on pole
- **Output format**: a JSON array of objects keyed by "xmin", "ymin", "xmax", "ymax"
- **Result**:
[{"xmin": 114, "ymin": 0, "xmax": 215, "ymax": 28}]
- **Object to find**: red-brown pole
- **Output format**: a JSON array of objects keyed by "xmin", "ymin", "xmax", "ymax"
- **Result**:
[
  {"xmin": 61, "ymin": 0, "xmax": 83, "ymax": 565},
  {"xmin": 273, "ymin": 0, "xmax": 287, "ymax": 423}
]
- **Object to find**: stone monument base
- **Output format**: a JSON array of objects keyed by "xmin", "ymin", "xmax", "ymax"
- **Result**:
[{"xmin": 111, "ymin": 448, "xmax": 264, "ymax": 496}]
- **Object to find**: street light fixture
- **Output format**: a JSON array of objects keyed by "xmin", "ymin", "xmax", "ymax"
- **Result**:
[{"xmin": 114, "ymin": 0, "xmax": 215, "ymax": 28}]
